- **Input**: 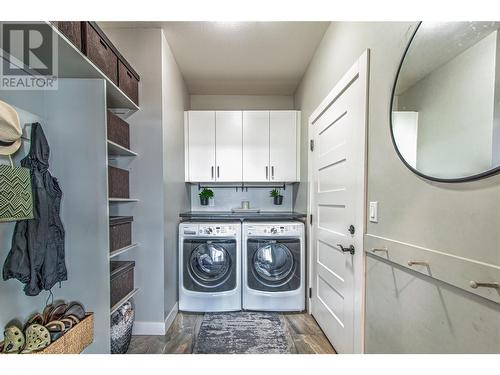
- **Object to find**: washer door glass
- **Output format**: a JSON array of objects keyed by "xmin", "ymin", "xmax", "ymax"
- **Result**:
[
  {"xmin": 189, "ymin": 243, "xmax": 231, "ymax": 286},
  {"xmin": 253, "ymin": 242, "xmax": 294, "ymax": 285}
]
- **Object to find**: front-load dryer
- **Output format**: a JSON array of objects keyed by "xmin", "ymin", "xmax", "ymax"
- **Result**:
[
  {"xmin": 242, "ymin": 221, "xmax": 305, "ymax": 312},
  {"xmin": 179, "ymin": 221, "xmax": 241, "ymax": 312}
]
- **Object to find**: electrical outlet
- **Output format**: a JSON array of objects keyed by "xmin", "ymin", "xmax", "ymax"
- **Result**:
[{"xmin": 369, "ymin": 201, "xmax": 378, "ymax": 223}]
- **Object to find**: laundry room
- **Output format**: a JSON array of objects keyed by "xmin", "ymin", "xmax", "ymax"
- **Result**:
[{"xmin": 0, "ymin": 2, "xmax": 500, "ymax": 370}]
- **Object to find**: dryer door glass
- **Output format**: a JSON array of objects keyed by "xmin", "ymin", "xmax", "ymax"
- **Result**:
[
  {"xmin": 253, "ymin": 243, "xmax": 294, "ymax": 285},
  {"xmin": 189, "ymin": 243, "xmax": 231, "ymax": 286}
]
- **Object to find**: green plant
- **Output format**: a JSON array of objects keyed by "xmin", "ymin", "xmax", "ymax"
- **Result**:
[
  {"xmin": 199, "ymin": 188, "xmax": 214, "ymax": 199},
  {"xmin": 270, "ymin": 188, "xmax": 281, "ymax": 198}
]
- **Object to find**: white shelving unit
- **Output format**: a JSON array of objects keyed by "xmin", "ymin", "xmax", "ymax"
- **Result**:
[
  {"xmin": 109, "ymin": 243, "xmax": 139, "ymax": 259},
  {"xmin": 110, "ymin": 289, "xmax": 140, "ymax": 315},
  {"xmin": 108, "ymin": 198, "xmax": 140, "ymax": 202},
  {"xmin": 107, "ymin": 140, "xmax": 138, "ymax": 157},
  {"xmin": 47, "ymin": 22, "xmax": 139, "ymax": 116}
]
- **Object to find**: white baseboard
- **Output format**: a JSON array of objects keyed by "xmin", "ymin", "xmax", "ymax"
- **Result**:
[
  {"xmin": 164, "ymin": 302, "xmax": 179, "ymax": 333},
  {"xmin": 132, "ymin": 302, "xmax": 179, "ymax": 336}
]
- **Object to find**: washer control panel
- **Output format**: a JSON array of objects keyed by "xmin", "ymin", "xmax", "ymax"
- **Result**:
[
  {"xmin": 246, "ymin": 223, "xmax": 303, "ymax": 237},
  {"xmin": 182, "ymin": 223, "xmax": 239, "ymax": 237}
]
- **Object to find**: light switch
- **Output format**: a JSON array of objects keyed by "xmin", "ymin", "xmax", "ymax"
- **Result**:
[{"xmin": 369, "ymin": 201, "xmax": 378, "ymax": 223}]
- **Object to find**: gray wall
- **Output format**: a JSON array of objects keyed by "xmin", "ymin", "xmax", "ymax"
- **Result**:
[
  {"xmin": 161, "ymin": 31, "xmax": 190, "ymax": 319},
  {"xmin": 294, "ymin": 22, "xmax": 500, "ymax": 353},
  {"xmin": 0, "ymin": 79, "xmax": 110, "ymax": 353},
  {"xmin": 104, "ymin": 27, "xmax": 189, "ymax": 332},
  {"xmin": 190, "ymin": 94, "xmax": 294, "ymax": 110}
]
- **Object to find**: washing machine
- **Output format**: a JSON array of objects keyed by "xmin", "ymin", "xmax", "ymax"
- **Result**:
[
  {"xmin": 179, "ymin": 222, "xmax": 241, "ymax": 312},
  {"xmin": 242, "ymin": 221, "xmax": 305, "ymax": 311}
]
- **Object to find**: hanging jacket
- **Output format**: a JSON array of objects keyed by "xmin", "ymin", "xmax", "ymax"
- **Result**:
[{"xmin": 3, "ymin": 123, "xmax": 67, "ymax": 296}]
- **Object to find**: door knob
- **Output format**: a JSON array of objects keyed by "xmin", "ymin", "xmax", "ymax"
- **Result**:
[
  {"xmin": 348, "ymin": 225, "xmax": 355, "ymax": 235},
  {"xmin": 337, "ymin": 244, "xmax": 355, "ymax": 255}
]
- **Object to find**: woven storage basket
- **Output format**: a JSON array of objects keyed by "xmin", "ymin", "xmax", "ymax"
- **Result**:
[
  {"xmin": 36, "ymin": 313, "xmax": 94, "ymax": 354},
  {"xmin": 0, "ymin": 313, "xmax": 94, "ymax": 354}
]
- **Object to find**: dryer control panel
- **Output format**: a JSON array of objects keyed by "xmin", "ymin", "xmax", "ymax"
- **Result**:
[
  {"xmin": 245, "ymin": 223, "xmax": 303, "ymax": 237},
  {"xmin": 181, "ymin": 223, "xmax": 239, "ymax": 237}
]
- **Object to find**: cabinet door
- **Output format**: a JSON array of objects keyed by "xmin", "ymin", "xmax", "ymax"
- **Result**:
[
  {"xmin": 270, "ymin": 111, "xmax": 298, "ymax": 181},
  {"xmin": 187, "ymin": 111, "xmax": 216, "ymax": 181},
  {"xmin": 243, "ymin": 111, "xmax": 270, "ymax": 182},
  {"xmin": 215, "ymin": 111, "xmax": 242, "ymax": 182}
]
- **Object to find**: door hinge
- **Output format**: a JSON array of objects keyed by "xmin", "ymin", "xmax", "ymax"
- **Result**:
[
  {"xmin": 309, "ymin": 287, "xmax": 312, "ymax": 298},
  {"xmin": 310, "ymin": 139, "xmax": 314, "ymax": 151},
  {"xmin": 309, "ymin": 214, "xmax": 313, "ymax": 225}
]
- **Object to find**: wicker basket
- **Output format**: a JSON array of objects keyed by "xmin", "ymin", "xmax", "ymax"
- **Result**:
[
  {"xmin": 36, "ymin": 313, "xmax": 94, "ymax": 354},
  {"xmin": 1, "ymin": 313, "xmax": 94, "ymax": 354}
]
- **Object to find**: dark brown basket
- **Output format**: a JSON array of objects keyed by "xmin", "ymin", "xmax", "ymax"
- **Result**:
[
  {"xmin": 82, "ymin": 22, "xmax": 118, "ymax": 84},
  {"xmin": 110, "ymin": 261, "xmax": 135, "ymax": 307},
  {"xmin": 108, "ymin": 166, "xmax": 129, "ymax": 199},
  {"xmin": 107, "ymin": 111, "xmax": 130, "ymax": 149},
  {"xmin": 118, "ymin": 60, "xmax": 139, "ymax": 106},
  {"xmin": 109, "ymin": 216, "xmax": 133, "ymax": 252},
  {"xmin": 54, "ymin": 21, "xmax": 82, "ymax": 51}
]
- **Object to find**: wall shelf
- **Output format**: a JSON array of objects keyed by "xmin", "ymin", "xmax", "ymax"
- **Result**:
[
  {"xmin": 108, "ymin": 198, "xmax": 139, "ymax": 203},
  {"xmin": 46, "ymin": 22, "xmax": 139, "ymax": 117},
  {"xmin": 110, "ymin": 289, "xmax": 139, "ymax": 315},
  {"xmin": 109, "ymin": 243, "xmax": 139, "ymax": 259},
  {"xmin": 107, "ymin": 140, "xmax": 138, "ymax": 157}
]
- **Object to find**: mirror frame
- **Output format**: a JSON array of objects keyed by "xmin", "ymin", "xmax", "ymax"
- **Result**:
[{"xmin": 390, "ymin": 21, "xmax": 500, "ymax": 183}]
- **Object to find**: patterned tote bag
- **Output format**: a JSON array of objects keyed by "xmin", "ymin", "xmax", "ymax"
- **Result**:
[{"xmin": 0, "ymin": 156, "xmax": 33, "ymax": 222}]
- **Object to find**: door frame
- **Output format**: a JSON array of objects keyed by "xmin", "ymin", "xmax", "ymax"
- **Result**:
[{"xmin": 306, "ymin": 49, "xmax": 370, "ymax": 353}]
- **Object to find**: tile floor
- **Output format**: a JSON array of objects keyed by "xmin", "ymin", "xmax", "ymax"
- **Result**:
[{"xmin": 127, "ymin": 312, "xmax": 336, "ymax": 354}]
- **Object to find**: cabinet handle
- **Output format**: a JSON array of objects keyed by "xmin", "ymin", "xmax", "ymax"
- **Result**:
[
  {"xmin": 211, "ymin": 166, "xmax": 214, "ymax": 180},
  {"xmin": 265, "ymin": 166, "xmax": 269, "ymax": 180},
  {"xmin": 217, "ymin": 166, "xmax": 220, "ymax": 178},
  {"xmin": 271, "ymin": 166, "xmax": 275, "ymax": 180}
]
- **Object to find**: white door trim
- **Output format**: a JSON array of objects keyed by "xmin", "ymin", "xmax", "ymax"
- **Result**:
[{"xmin": 307, "ymin": 49, "xmax": 369, "ymax": 354}]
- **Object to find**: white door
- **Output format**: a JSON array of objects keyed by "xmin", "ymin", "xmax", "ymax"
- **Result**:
[
  {"xmin": 242, "ymin": 111, "xmax": 270, "ymax": 182},
  {"xmin": 187, "ymin": 111, "xmax": 216, "ymax": 181},
  {"xmin": 309, "ymin": 51, "xmax": 369, "ymax": 354},
  {"xmin": 216, "ymin": 111, "xmax": 243, "ymax": 182},
  {"xmin": 270, "ymin": 111, "xmax": 298, "ymax": 182}
]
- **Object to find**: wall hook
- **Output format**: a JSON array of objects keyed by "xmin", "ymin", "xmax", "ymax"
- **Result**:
[{"xmin": 407, "ymin": 260, "xmax": 429, "ymax": 267}]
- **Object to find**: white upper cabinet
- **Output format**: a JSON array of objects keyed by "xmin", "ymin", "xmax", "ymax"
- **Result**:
[
  {"xmin": 186, "ymin": 111, "xmax": 216, "ymax": 182},
  {"xmin": 270, "ymin": 111, "xmax": 299, "ymax": 182},
  {"xmin": 243, "ymin": 111, "xmax": 270, "ymax": 181},
  {"xmin": 185, "ymin": 110, "xmax": 299, "ymax": 182},
  {"xmin": 215, "ymin": 111, "xmax": 242, "ymax": 182}
]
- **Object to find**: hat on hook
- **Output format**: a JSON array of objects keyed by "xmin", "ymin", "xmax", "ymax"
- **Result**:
[{"xmin": 0, "ymin": 100, "xmax": 22, "ymax": 156}]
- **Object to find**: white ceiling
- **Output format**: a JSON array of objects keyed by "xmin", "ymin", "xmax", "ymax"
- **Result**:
[{"xmin": 99, "ymin": 22, "xmax": 330, "ymax": 95}]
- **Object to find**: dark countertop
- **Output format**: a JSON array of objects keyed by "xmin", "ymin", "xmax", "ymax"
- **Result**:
[{"xmin": 179, "ymin": 211, "xmax": 307, "ymax": 222}]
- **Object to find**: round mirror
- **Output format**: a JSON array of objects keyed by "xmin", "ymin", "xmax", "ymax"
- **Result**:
[{"xmin": 391, "ymin": 22, "xmax": 500, "ymax": 182}]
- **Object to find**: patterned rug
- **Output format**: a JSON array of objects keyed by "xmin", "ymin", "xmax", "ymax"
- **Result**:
[{"xmin": 193, "ymin": 312, "xmax": 289, "ymax": 354}]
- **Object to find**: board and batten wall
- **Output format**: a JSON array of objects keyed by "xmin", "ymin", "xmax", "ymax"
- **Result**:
[
  {"xmin": 294, "ymin": 22, "xmax": 500, "ymax": 353},
  {"xmin": 103, "ymin": 27, "xmax": 190, "ymax": 335}
]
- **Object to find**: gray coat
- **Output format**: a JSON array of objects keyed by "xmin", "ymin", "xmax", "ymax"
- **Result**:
[{"xmin": 3, "ymin": 123, "xmax": 67, "ymax": 296}]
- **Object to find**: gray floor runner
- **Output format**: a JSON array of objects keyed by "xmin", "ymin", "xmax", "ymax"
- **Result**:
[{"xmin": 193, "ymin": 312, "xmax": 289, "ymax": 354}]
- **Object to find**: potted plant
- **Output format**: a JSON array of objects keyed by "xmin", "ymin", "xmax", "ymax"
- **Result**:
[
  {"xmin": 199, "ymin": 188, "xmax": 214, "ymax": 206},
  {"xmin": 270, "ymin": 188, "xmax": 283, "ymax": 205}
]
